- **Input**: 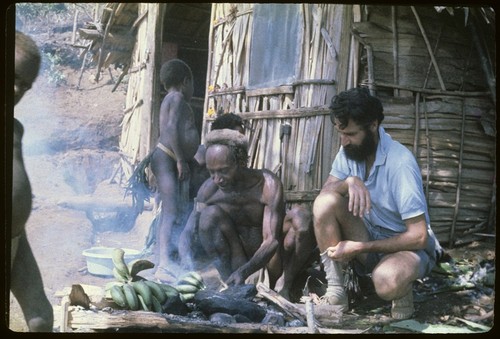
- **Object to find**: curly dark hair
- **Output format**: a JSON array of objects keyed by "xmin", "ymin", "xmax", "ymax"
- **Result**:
[
  {"xmin": 160, "ymin": 59, "xmax": 193, "ymax": 88},
  {"xmin": 225, "ymin": 144, "xmax": 248, "ymax": 168},
  {"xmin": 211, "ymin": 113, "xmax": 244, "ymax": 131},
  {"xmin": 205, "ymin": 129, "xmax": 249, "ymax": 168},
  {"xmin": 329, "ymin": 87, "xmax": 384, "ymax": 130}
]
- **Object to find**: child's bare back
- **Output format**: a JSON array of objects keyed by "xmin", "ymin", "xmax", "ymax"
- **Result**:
[
  {"xmin": 150, "ymin": 59, "xmax": 200, "ymax": 281},
  {"xmin": 158, "ymin": 91, "xmax": 199, "ymax": 163}
]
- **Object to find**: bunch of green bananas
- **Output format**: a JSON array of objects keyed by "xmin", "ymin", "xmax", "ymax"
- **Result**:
[
  {"xmin": 111, "ymin": 248, "xmax": 154, "ymax": 283},
  {"xmin": 108, "ymin": 279, "xmax": 180, "ymax": 312},
  {"xmin": 107, "ymin": 248, "xmax": 179, "ymax": 311},
  {"xmin": 174, "ymin": 271, "xmax": 206, "ymax": 303},
  {"xmin": 107, "ymin": 248, "xmax": 206, "ymax": 311}
]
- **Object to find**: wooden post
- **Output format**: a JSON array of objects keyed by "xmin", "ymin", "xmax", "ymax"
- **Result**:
[
  {"xmin": 71, "ymin": 9, "xmax": 79, "ymax": 45},
  {"xmin": 95, "ymin": 3, "xmax": 117, "ymax": 82},
  {"xmin": 305, "ymin": 298, "xmax": 317, "ymax": 333}
]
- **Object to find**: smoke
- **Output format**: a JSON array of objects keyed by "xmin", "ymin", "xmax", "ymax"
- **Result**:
[{"xmin": 14, "ymin": 82, "xmax": 60, "ymax": 156}]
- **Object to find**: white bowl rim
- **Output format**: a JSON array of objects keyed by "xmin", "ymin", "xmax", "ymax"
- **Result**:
[{"xmin": 82, "ymin": 247, "xmax": 141, "ymax": 258}]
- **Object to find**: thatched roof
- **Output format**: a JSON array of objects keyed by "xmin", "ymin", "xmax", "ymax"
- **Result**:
[{"xmin": 76, "ymin": 3, "xmax": 211, "ymax": 85}]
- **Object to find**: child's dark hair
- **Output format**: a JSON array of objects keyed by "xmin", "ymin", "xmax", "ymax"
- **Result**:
[
  {"xmin": 160, "ymin": 59, "xmax": 192, "ymax": 88},
  {"xmin": 329, "ymin": 87, "xmax": 384, "ymax": 130},
  {"xmin": 15, "ymin": 31, "xmax": 41, "ymax": 81},
  {"xmin": 211, "ymin": 113, "xmax": 244, "ymax": 131}
]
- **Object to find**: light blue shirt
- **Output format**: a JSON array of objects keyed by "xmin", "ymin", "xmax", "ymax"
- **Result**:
[{"xmin": 330, "ymin": 126, "xmax": 430, "ymax": 233}]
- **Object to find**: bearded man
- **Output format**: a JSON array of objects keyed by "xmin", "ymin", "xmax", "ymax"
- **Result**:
[{"xmin": 312, "ymin": 87, "xmax": 442, "ymax": 319}]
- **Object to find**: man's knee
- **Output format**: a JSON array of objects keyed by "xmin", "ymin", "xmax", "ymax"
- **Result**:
[
  {"xmin": 313, "ymin": 191, "xmax": 345, "ymax": 224},
  {"xmin": 371, "ymin": 254, "xmax": 418, "ymax": 300},
  {"xmin": 290, "ymin": 205, "xmax": 312, "ymax": 231}
]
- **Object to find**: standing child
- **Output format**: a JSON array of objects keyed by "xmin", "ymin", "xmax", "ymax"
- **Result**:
[
  {"xmin": 150, "ymin": 59, "xmax": 200, "ymax": 282},
  {"xmin": 11, "ymin": 31, "xmax": 54, "ymax": 332}
]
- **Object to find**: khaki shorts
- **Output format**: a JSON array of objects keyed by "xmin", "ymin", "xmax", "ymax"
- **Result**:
[{"xmin": 354, "ymin": 224, "xmax": 437, "ymax": 279}]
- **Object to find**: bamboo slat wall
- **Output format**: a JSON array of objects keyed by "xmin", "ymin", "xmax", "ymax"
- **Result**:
[
  {"xmin": 111, "ymin": 3, "xmax": 494, "ymax": 246},
  {"xmin": 354, "ymin": 6, "xmax": 495, "ymax": 245},
  {"xmin": 119, "ymin": 3, "xmax": 163, "ymax": 177},
  {"xmin": 205, "ymin": 4, "xmax": 354, "ymax": 203}
]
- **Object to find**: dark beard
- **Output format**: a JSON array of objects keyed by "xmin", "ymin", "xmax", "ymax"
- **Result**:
[{"xmin": 344, "ymin": 128, "xmax": 377, "ymax": 162}]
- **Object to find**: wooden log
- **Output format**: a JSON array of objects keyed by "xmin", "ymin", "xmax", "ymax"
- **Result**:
[
  {"xmin": 65, "ymin": 307, "xmax": 362, "ymax": 333},
  {"xmin": 256, "ymin": 283, "xmax": 323, "ymax": 328}
]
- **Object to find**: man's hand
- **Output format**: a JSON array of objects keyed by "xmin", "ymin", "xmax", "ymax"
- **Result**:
[
  {"xmin": 177, "ymin": 160, "xmax": 190, "ymax": 181},
  {"xmin": 345, "ymin": 176, "xmax": 371, "ymax": 217},
  {"xmin": 225, "ymin": 269, "xmax": 245, "ymax": 286},
  {"xmin": 326, "ymin": 240, "xmax": 362, "ymax": 262}
]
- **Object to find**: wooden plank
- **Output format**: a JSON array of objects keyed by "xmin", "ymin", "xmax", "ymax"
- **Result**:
[
  {"xmin": 246, "ymin": 86, "xmax": 294, "ymax": 97},
  {"xmin": 256, "ymin": 283, "xmax": 316, "ymax": 326},
  {"xmin": 284, "ymin": 190, "xmax": 320, "ymax": 202},
  {"xmin": 256, "ymin": 283, "xmax": 344, "ymax": 329},
  {"xmin": 66, "ymin": 307, "xmax": 362, "ymax": 333}
]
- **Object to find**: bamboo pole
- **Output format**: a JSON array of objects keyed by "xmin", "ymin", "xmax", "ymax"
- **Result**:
[
  {"xmin": 422, "ymin": 24, "xmax": 443, "ymax": 89},
  {"xmin": 391, "ymin": 6, "xmax": 399, "ymax": 96},
  {"xmin": 449, "ymin": 99, "xmax": 466, "ymax": 247},
  {"xmin": 112, "ymin": 63, "xmax": 130, "ymax": 92},
  {"xmin": 413, "ymin": 92, "xmax": 420, "ymax": 156},
  {"xmin": 76, "ymin": 44, "xmax": 90, "ymax": 90},
  {"xmin": 71, "ymin": 9, "xmax": 79, "ymax": 45},
  {"xmin": 352, "ymin": 32, "xmax": 375, "ymax": 95},
  {"xmin": 373, "ymin": 82, "xmax": 489, "ymax": 98},
  {"xmin": 468, "ymin": 12, "xmax": 496, "ymax": 106},
  {"xmin": 410, "ymin": 6, "xmax": 446, "ymax": 91},
  {"xmin": 95, "ymin": 3, "xmax": 117, "ymax": 82},
  {"xmin": 423, "ymin": 98, "xmax": 430, "ymax": 202},
  {"xmin": 366, "ymin": 44, "xmax": 375, "ymax": 96},
  {"xmin": 213, "ymin": 22, "xmax": 235, "ymax": 89}
]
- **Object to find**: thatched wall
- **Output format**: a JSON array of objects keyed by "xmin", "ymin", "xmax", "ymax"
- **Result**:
[
  {"xmin": 353, "ymin": 6, "xmax": 495, "ymax": 245},
  {"xmin": 110, "ymin": 3, "xmax": 163, "ymax": 183},
  {"xmin": 205, "ymin": 4, "xmax": 354, "ymax": 201},
  {"xmin": 86, "ymin": 4, "xmax": 495, "ymax": 246},
  {"xmin": 204, "ymin": 4, "xmax": 496, "ymax": 245}
]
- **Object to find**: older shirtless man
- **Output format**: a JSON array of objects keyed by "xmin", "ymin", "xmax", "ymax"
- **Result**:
[
  {"xmin": 181, "ymin": 129, "xmax": 285, "ymax": 288},
  {"xmin": 180, "ymin": 120, "xmax": 316, "ymax": 300}
]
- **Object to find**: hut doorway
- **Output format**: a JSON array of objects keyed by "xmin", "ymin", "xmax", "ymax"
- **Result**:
[{"xmin": 161, "ymin": 3, "xmax": 212, "ymax": 136}]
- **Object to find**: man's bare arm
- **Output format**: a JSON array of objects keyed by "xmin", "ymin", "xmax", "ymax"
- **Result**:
[
  {"xmin": 326, "ymin": 214, "xmax": 428, "ymax": 261},
  {"xmin": 233, "ymin": 172, "xmax": 284, "ymax": 280}
]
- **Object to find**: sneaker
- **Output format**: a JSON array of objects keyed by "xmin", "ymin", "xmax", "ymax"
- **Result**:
[
  {"xmin": 318, "ymin": 289, "xmax": 349, "ymax": 312},
  {"xmin": 391, "ymin": 291, "xmax": 414, "ymax": 319}
]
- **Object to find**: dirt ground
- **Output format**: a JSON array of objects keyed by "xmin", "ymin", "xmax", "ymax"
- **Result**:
[{"xmin": 7, "ymin": 29, "xmax": 495, "ymax": 334}]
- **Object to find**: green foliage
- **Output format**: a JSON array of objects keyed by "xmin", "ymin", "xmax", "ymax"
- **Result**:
[
  {"xmin": 41, "ymin": 52, "xmax": 66, "ymax": 87},
  {"xmin": 16, "ymin": 3, "xmax": 67, "ymax": 19},
  {"xmin": 16, "ymin": 3, "xmax": 76, "ymax": 33}
]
